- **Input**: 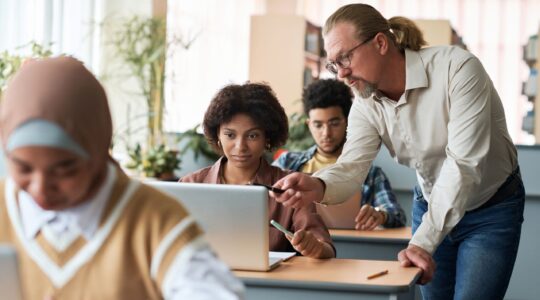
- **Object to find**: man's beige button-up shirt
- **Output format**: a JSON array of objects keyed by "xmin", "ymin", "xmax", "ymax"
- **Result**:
[{"xmin": 314, "ymin": 46, "xmax": 517, "ymax": 253}]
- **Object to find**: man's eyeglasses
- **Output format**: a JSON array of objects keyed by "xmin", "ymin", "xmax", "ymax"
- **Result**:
[{"xmin": 325, "ymin": 33, "xmax": 377, "ymax": 75}]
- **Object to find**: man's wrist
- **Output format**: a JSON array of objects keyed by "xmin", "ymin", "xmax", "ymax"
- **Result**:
[
  {"xmin": 375, "ymin": 206, "xmax": 387, "ymax": 224},
  {"xmin": 315, "ymin": 177, "xmax": 326, "ymax": 203}
]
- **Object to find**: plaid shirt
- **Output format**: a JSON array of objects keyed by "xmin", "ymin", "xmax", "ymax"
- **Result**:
[{"xmin": 273, "ymin": 145, "xmax": 406, "ymax": 227}]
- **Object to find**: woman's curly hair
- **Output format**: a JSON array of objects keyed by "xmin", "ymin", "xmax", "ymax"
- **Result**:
[{"xmin": 203, "ymin": 82, "xmax": 289, "ymax": 153}]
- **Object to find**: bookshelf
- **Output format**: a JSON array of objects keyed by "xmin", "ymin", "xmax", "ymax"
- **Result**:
[
  {"xmin": 522, "ymin": 33, "xmax": 539, "ymax": 142},
  {"xmin": 249, "ymin": 15, "xmax": 325, "ymax": 115},
  {"xmin": 413, "ymin": 19, "xmax": 467, "ymax": 49}
]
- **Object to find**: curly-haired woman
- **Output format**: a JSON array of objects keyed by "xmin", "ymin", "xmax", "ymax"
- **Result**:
[{"xmin": 180, "ymin": 82, "xmax": 335, "ymax": 259}]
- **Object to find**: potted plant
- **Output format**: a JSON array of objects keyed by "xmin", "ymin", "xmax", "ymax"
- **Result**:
[
  {"xmin": 109, "ymin": 16, "xmax": 199, "ymax": 179},
  {"xmin": 110, "ymin": 16, "xmax": 167, "ymax": 148},
  {"xmin": 0, "ymin": 42, "xmax": 53, "ymax": 96},
  {"xmin": 125, "ymin": 143, "xmax": 181, "ymax": 180},
  {"xmin": 177, "ymin": 124, "xmax": 220, "ymax": 162},
  {"xmin": 271, "ymin": 112, "xmax": 314, "ymax": 161}
]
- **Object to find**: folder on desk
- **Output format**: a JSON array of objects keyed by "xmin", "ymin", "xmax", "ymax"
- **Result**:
[{"xmin": 270, "ymin": 251, "xmax": 296, "ymax": 261}]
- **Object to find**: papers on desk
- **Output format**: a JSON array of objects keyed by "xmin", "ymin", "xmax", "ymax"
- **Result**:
[{"xmin": 269, "ymin": 251, "xmax": 296, "ymax": 261}]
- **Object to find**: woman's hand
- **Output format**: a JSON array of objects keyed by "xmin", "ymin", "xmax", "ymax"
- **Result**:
[{"xmin": 288, "ymin": 229, "xmax": 335, "ymax": 258}]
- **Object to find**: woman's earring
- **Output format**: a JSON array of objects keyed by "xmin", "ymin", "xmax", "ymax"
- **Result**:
[
  {"xmin": 217, "ymin": 140, "xmax": 222, "ymax": 148},
  {"xmin": 266, "ymin": 143, "xmax": 271, "ymax": 151}
]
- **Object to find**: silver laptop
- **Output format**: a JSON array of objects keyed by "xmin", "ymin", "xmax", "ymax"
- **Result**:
[
  {"xmin": 147, "ymin": 181, "xmax": 283, "ymax": 271},
  {"xmin": 0, "ymin": 245, "xmax": 24, "ymax": 300},
  {"xmin": 316, "ymin": 191, "xmax": 361, "ymax": 229}
]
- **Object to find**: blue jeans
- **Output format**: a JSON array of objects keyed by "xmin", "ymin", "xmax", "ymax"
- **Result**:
[{"xmin": 412, "ymin": 170, "xmax": 525, "ymax": 300}]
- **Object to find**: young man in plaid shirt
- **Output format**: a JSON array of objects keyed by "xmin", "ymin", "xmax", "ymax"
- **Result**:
[{"xmin": 273, "ymin": 79, "xmax": 405, "ymax": 229}]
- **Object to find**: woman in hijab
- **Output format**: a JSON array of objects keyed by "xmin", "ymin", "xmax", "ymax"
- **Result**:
[
  {"xmin": 180, "ymin": 83, "xmax": 335, "ymax": 259},
  {"xmin": 0, "ymin": 57, "xmax": 243, "ymax": 300}
]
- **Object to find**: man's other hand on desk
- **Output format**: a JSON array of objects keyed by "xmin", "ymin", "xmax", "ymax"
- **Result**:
[
  {"xmin": 287, "ymin": 229, "xmax": 336, "ymax": 259},
  {"xmin": 398, "ymin": 244, "xmax": 435, "ymax": 285},
  {"xmin": 272, "ymin": 172, "xmax": 325, "ymax": 209}
]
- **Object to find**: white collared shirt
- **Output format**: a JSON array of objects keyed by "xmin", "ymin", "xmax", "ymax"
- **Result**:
[
  {"xmin": 19, "ymin": 163, "xmax": 116, "ymax": 247},
  {"xmin": 315, "ymin": 46, "xmax": 517, "ymax": 253}
]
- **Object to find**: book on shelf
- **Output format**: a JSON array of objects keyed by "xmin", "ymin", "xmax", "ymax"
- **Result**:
[
  {"xmin": 524, "ymin": 35, "xmax": 538, "ymax": 63},
  {"xmin": 522, "ymin": 110, "xmax": 535, "ymax": 134},
  {"xmin": 523, "ymin": 69, "xmax": 538, "ymax": 98}
]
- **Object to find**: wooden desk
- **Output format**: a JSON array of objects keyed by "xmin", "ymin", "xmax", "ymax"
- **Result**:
[
  {"xmin": 235, "ymin": 257, "xmax": 420, "ymax": 300},
  {"xmin": 330, "ymin": 227, "xmax": 412, "ymax": 260}
]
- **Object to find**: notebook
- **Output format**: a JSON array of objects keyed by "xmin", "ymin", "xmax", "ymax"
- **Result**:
[
  {"xmin": 0, "ymin": 245, "xmax": 23, "ymax": 300},
  {"xmin": 147, "ymin": 181, "xmax": 285, "ymax": 271},
  {"xmin": 316, "ymin": 191, "xmax": 362, "ymax": 229}
]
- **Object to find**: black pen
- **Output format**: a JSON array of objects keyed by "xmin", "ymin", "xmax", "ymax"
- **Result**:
[{"xmin": 250, "ymin": 182, "xmax": 286, "ymax": 194}]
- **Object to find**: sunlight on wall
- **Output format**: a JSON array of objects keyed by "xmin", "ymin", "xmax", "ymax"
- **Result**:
[{"xmin": 164, "ymin": 0, "xmax": 265, "ymax": 133}]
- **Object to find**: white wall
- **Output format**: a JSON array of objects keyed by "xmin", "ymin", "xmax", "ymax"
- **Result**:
[{"xmin": 164, "ymin": 0, "xmax": 265, "ymax": 133}]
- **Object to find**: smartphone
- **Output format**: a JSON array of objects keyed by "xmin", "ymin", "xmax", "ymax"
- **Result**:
[{"xmin": 270, "ymin": 219, "xmax": 294, "ymax": 238}]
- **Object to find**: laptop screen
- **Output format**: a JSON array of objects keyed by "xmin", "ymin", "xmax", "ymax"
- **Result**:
[{"xmin": 147, "ymin": 181, "xmax": 272, "ymax": 271}]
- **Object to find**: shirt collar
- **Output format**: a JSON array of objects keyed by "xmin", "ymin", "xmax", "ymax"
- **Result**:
[
  {"xmin": 404, "ymin": 48, "xmax": 429, "ymax": 90},
  {"xmin": 209, "ymin": 157, "xmax": 226, "ymax": 184},
  {"xmin": 368, "ymin": 49, "xmax": 428, "ymax": 103},
  {"xmin": 306, "ymin": 145, "xmax": 318, "ymax": 156},
  {"xmin": 19, "ymin": 162, "xmax": 117, "ymax": 240},
  {"xmin": 213, "ymin": 156, "xmax": 270, "ymax": 185}
]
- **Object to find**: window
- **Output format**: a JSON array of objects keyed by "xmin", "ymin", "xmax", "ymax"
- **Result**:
[{"xmin": 0, "ymin": 0, "xmax": 101, "ymax": 71}]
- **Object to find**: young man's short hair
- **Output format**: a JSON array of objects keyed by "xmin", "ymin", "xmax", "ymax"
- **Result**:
[{"xmin": 302, "ymin": 79, "xmax": 353, "ymax": 117}]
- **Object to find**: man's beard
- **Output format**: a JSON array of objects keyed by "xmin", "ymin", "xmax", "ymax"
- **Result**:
[
  {"xmin": 318, "ymin": 137, "xmax": 346, "ymax": 156},
  {"xmin": 351, "ymin": 79, "xmax": 377, "ymax": 98}
]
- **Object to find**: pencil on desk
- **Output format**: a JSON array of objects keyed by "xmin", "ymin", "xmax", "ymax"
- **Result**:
[{"xmin": 367, "ymin": 269, "xmax": 389, "ymax": 280}]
